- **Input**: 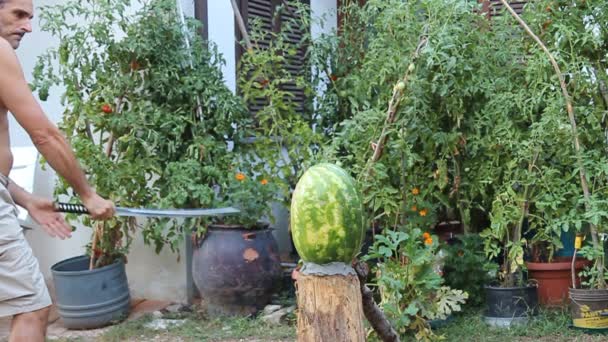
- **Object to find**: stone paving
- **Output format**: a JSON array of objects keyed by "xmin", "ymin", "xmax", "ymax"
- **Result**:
[{"xmin": 0, "ymin": 298, "xmax": 173, "ymax": 341}]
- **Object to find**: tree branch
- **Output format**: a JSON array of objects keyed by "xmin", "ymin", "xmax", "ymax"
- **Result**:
[{"xmin": 353, "ymin": 261, "xmax": 400, "ymax": 342}]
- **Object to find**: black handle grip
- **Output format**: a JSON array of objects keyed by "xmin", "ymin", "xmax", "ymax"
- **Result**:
[{"xmin": 53, "ymin": 202, "xmax": 90, "ymax": 215}]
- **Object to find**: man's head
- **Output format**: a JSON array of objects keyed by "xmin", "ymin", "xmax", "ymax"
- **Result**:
[{"xmin": 0, "ymin": 0, "xmax": 33, "ymax": 49}]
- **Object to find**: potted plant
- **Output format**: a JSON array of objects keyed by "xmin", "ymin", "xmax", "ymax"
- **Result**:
[
  {"xmin": 315, "ymin": 1, "xmax": 540, "ymax": 330},
  {"xmin": 192, "ymin": 168, "xmax": 283, "ymax": 316},
  {"xmin": 32, "ymin": 0, "xmax": 249, "ymax": 328},
  {"xmin": 496, "ymin": 0, "xmax": 608, "ymax": 329},
  {"xmin": 476, "ymin": 109, "xmax": 571, "ymax": 324},
  {"xmin": 480, "ymin": 186, "xmax": 539, "ymax": 327},
  {"xmin": 526, "ymin": 222, "xmax": 589, "ymax": 307}
]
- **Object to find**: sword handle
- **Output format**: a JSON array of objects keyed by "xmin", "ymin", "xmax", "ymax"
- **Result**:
[{"xmin": 53, "ymin": 202, "xmax": 90, "ymax": 215}]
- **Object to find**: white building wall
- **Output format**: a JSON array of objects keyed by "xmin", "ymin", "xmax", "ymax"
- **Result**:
[
  {"xmin": 207, "ymin": 1, "xmax": 237, "ymax": 93},
  {"xmin": 13, "ymin": 0, "xmax": 336, "ymax": 303},
  {"xmin": 312, "ymin": 0, "xmax": 338, "ymax": 38}
]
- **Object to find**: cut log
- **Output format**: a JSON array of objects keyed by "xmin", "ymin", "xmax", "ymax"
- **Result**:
[{"xmin": 296, "ymin": 264, "xmax": 365, "ymax": 342}]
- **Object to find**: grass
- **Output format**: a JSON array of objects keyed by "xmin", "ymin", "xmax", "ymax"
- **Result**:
[
  {"xmin": 434, "ymin": 307, "xmax": 608, "ymax": 342},
  {"xmin": 94, "ymin": 306, "xmax": 606, "ymax": 342},
  {"xmin": 45, "ymin": 301, "xmax": 608, "ymax": 341},
  {"xmin": 97, "ymin": 312, "xmax": 296, "ymax": 342}
]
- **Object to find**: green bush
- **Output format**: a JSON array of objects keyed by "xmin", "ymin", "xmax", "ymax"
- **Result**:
[{"xmin": 442, "ymin": 235, "xmax": 498, "ymax": 307}]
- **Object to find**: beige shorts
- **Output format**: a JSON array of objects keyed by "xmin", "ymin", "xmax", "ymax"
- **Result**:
[{"xmin": 0, "ymin": 174, "xmax": 51, "ymax": 317}]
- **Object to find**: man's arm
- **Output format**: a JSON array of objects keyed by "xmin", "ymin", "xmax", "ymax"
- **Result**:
[
  {"xmin": 7, "ymin": 178, "xmax": 72, "ymax": 239},
  {"xmin": 0, "ymin": 39, "xmax": 114, "ymax": 219},
  {"xmin": 6, "ymin": 177, "xmax": 33, "ymax": 209},
  {"xmin": 0, "ymin": 40, "xmax": 93, "ymax": 199}
]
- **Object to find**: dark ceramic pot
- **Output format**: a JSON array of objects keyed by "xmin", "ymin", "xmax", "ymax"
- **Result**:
[{"xmin": 192, "ymin": 224, "xmax": 282, "ymax": 316}]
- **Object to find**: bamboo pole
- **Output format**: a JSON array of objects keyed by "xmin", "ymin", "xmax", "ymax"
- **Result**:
[
  {"xmin": 368, "ymin": 35, "xmax": 428, "ymax": 164},
  {"xmin": 89, "ymin": 222, "xmax": 101, "ymax": 270},
  {"xmin": 230, "ymin": 0, "xmax": 253, "ymax": 51}
]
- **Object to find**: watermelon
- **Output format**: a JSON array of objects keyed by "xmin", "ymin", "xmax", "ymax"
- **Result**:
[{"xmin": 290, "ymin": 163, "xmax": 365, "ymax": 264}]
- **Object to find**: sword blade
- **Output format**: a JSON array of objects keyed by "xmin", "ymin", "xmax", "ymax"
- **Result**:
[
  {"xmin": 54, "ymin": 202, "xmax": 240, "ymax": 218},
  {"xmin": 115, "ymin": 206, "xmax": 240, "ymax": 218}
]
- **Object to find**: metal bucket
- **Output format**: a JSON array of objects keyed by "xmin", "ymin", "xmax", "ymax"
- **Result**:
[
  {"xmin": 51, "ymin": 255, "xmax": 130, "ymax": 329},
  {"xmin": 570, "ymin": 288, "xmax": 608, "ymax": 330},
  {"xmin": 483, "ymin": 285, "xmax": 538, "ymax": 327}
]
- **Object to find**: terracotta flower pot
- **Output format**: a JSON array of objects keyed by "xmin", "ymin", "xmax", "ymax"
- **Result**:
[{"xmin": 527, "ymin": 258, "xmax": 590, "ymax": 307}]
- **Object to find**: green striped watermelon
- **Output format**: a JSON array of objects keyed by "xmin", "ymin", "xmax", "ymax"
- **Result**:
[{"xmin": 290, "ymin": 163, "xmax": 365, "ymax": 264}]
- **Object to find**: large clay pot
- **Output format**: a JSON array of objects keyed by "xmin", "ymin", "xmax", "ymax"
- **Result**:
[
  {"xmin": 192, "ymin": 224, "xmax": 282, "ymax": 316},
  {"xmin": 527, "ymin": 258, "xmax": 589, "ymax": 307}
]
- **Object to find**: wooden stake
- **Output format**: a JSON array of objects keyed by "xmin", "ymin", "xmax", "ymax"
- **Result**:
[
  {"xmin": 368, "ymin": 34, "xmax": 428, "ymax": 164},
  {"xmin": 89, "ymin": 222, "xmax": 101, "ymax": 270},
  {"xmin": 296, "ymin": 270, "xmax": 365, "ymax": 342},
  {"xmin": 230, "ymin": 0, "xmax": 253, "ymax": 51}
]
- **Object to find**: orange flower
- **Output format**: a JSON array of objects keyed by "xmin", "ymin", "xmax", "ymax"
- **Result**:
[
  {"xmin": 260, "ymin": 179, "xmax": 268, "ymax": 185},
  {"xmin": 235, "ymin": 173, "xmax": 246, "ymax": 181},
  {"xmin": 412, "ymin": 187, "xmax": 420, "ymax": 195},
  {"xmin": 424, "ymin": 237, "xmax": 433, "ymax": 246},
  {"xmin": 419, "ymin": 209, "xmax": 428, "ymax": 217},
  {"xmin": 422, "ymin": 232, "xmax": 431, "ymax": 240},
  {"xmin": 411, "ymin": 205, "xmax": 417, "ymax": 212}
]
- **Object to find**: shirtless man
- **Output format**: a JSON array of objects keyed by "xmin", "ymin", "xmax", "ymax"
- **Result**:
[{"xmin": 0, "ymin": 0, "xmax": 115, "ymax": 341}]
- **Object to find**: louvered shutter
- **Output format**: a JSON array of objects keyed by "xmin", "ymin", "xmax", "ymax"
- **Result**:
[
  {"xmin": 280, "ymin": 0, "xmax": 308, "ymax": 114},
  {"xmin": 483, "ymin": 1, "xmax": 531, "ymax": 18},
  {"xmin": 238, "ymin": 0, "xmax": 310, "ymax": 117}
]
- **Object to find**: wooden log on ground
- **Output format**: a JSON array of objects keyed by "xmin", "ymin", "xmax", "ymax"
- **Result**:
[{"xmin": 296, "ymin": 263, "xmax": 365, "ymax": 342}]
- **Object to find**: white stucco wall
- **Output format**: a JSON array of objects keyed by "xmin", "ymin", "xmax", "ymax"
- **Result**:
[
  {"xmin": 207, "ymin": 1, "xmax": 237, "ymax": 93},
  {"xmin": 312, "ymin": 0, "xmax": 338, "ymax": 38},
  {"xmin": 13, "ymin": 0, "xmax": 337, "ymax": 303}
]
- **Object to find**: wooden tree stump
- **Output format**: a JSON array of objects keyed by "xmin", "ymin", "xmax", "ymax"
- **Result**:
[{"xmin": 296, "ymin": 263, "xmax": 366, "ymax": 342}]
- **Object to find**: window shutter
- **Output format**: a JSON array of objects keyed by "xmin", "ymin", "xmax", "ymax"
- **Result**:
[
  {"xmin": 485, "ymin": 1, "xmax": 530, "ymax": 18},
  {"xmin": 239, "ymin": 0, "xmax": 276, "ymax": 115},
  {"xmin": 279, "ymin": 0, "xmax": 309, "ymax": 114},
  {"xmin": 239, "ymin": 0, "xmax": 310, "ymax": 117}
]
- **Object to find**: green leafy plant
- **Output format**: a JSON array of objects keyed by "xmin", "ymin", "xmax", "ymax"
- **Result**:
[
  {"xmin": 215, "ymin": 169, "xmax": 280, "ymax": 228},
  {"xmin": 31, "ymin": 0, "xmax": 250, "ymax": 267},
  {"xmin": 236, "ymin": 1, "xmax": 324, "ymax": 204},
  {"xmin": 494, "ymin": 0, "xmax": 608, "ymax": 288},
  {"xmin": 364, "ymin": 228, "xmax": 467, "ymax": 341},
  {"xmin": 442, "ymin": 235, "xmax": 498, "ymax": 307},
  {"xmin": 312, "ymin": 0, "xmax": 598, "ymax": 292},
  {"xmin": 317, "ymin": 0, "xmax": 540, "ymax": 289}
]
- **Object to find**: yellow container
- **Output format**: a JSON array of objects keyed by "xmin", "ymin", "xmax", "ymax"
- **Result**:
[{"xmin": 575, "ymin": 235, "xmax": 583, "ymax": 249}]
